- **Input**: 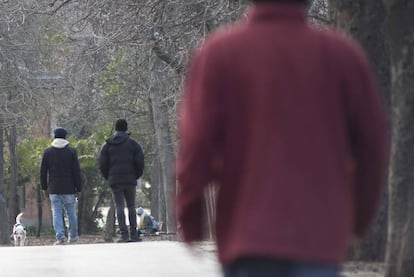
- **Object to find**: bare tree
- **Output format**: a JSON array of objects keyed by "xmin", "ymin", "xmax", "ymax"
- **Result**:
[
  {"xmin": 0, "ymin": 119, "xmax": 8, "ymax": 244},
  {"xmin": 0, "ymin": 1, "xmax": 45, "ymax": 237},
  {"xmin": 5, "ymin": 126, "xmax": 19, "ymax": 228},
  {"xmin": 38, "ymin": 0, "xmax": 246, "ymax": 232},
  {"xmin": 384, "ymin": 0, "xmax": 414, "ymax": 276},
  {"xmin": 42, "ymin": 0, "xmax": 336, "ymax": 235},
  {"xmin": 327, "ymin": 0, "xmax": 390, "ymax": 261}
]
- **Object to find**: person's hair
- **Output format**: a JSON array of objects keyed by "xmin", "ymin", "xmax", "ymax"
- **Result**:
[{"xmin": 115, "ymin": 119, "xmax": 128, "ymax": 132}]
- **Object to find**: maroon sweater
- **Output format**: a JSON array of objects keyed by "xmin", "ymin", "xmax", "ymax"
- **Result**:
[{"xmin": 176, "ymin": 3, "xmax": 389, "ymax": 265}]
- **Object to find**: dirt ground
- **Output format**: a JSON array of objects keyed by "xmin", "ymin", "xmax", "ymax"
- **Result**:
[
  {"xmin": 11, "ymin": 234, "xmax": 176, "ymax": 246},
  {"xmin": 19, "ymin": 234, "xmax": 108, "ymax": 246},
  {"xmin": 8, "ymin": 235, "xmax": 385, "ymax": 277},
  {"xmin": 341, "ymin": 262, "xmax": 384, "ymax": 277}
]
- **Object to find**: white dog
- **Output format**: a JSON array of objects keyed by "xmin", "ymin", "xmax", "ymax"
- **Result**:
[{"xmin": 11, "ymin": 213, "xmax": 26, "ymax": 246}]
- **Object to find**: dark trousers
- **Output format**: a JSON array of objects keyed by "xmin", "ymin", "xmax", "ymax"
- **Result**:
[
  {"xmin": 112, "ymin": 184, "xmax": 137, "ymax": 239},
  {"xmin": 223, "ymin": 257, "xmax": 340, "ymax": 277}
]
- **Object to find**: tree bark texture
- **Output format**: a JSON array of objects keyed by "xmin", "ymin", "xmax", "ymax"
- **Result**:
[
  {"xmin": 77, "ymin": 171, "xmax": 97, "ymax": 234},
  {"xmin": 36, "ymin": 182, "xmax": 42, "ymax": 237},
  {"xmin": 151, "ymin": 153, "xmax": 167, "ymax": 230},
  {"xmin": 0, "ymin": 125, "xmax": 8, "ymax": 244},
  {"xmin": 92, "ymin": 189, "xmax": 109, "ymax": 219},
  {"xmin": 149, "ymin": 56, "xmax": 176, "ymax": 234},
  {"xmin": 7, "ymin": 125, "xmax": 19, "ymax": 232},
  {"xmin": 150, "ymin": 155, "xmax": 160, "ymax": 221},
  {"xmin": 385, "ymin": 1, "xmax": 414, "ymax": 276},
  {"xmin": 328, "ymin": 0, "xmax": 390, "ymax": 261},
  {"xmin": 204, "ymin": 186, "xmax": 217, "ymax": 241},
  {"xmin": 104, "ymin": 197, "xmax": 116, "ymax": 242},
  {"xmin": 0, "ymin": 194, "xmax": 7, "ymax": 244},
  {"xmin": 77, "ymin": 172, "xmax": 86, "ymax": 235}
]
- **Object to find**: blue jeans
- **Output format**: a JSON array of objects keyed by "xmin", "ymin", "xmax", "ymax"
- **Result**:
[
  {"xmin": 49, "ymin": 194, "xmax": 78, "ymax": 241},
  {"xmin": 223, "ymin": 257, "xmax": 340, "ymax": 277}
]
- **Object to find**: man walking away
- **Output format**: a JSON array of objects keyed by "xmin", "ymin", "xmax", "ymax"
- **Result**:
[
  {"xmin": 99, "ymin": 119, "xmax": 145, "ymax": 242},
  {"xmin": 175, "ymin": 0, "xmax": 389, "ymax": 276},
  {"xmin": 41, "ymin": 127, "xmax": 82, "ymax": 245}
]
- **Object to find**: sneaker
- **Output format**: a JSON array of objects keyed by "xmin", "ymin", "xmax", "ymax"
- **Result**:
[
  {"xmin": 68, "ymin": 237, "xmax": 78, "ymax": 244},
  {"xmin": 54, "ymin": 239, "xmax": 65, "ymax": 246}
]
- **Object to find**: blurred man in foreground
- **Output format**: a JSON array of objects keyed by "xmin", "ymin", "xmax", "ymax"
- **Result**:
[{"xmin": 175, "ymin": 0, "xmax": 389, "ymax": 276}]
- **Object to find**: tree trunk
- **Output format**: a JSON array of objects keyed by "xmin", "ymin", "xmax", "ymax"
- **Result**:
[
  {"xmin": 77, "ymin": 173, "xmax": 85, "ymax": 236},
  {"xmin": 151, "ymin": 153, "xmax": 167, "ymax": 228},
  {"xmin": 92, "ymin": 189, "xmax": 109, "ymax": 218},
  {"xmin": 328, "ymin": 0, "xmax": 391, "ymax": 261},
  {"xmin": 0, "ymin": 194, "xmax": 7, "ymax": 244},
  {"xmin": 36, "ymin": 182, "xmax": 42, "ymax": 237},
  {"xmin": 149, "ymin": 57, "xmax": 176, "ymax": 234},
  {"xmin": 77, "ymin": 171, "xmax": 92, "ymax": 235},
  {"xmin": 204, "ymin": 186, "xmax": 217, "ymax": 241},
  {"xmin": 0, "ymin": 123, "xmax": 8, "ymax": 244},
  {"xmin": 150, "ymin": 155, "xmax": 160, "ymax": 220},
  {"xmin": 147, "ymin": 100, "xmax": 167, "ymax": 229},
  {"xmin": 7, "ymin": 125, "xmax": 19, "ymax": 230},
  {"xmin": 104, "ymin": 197, "xmax": 116, "ymax": 242},
  {"xmin": 384, "ymin": 1, "xmax": 414, "ymax": 276},
  {"xmin": 79, "ymin": 171, "xmax": 102, "ymax": 234}
]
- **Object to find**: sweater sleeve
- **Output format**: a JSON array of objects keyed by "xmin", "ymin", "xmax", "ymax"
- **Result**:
[{"xmin": 175, "ymin": 41, "xmax": 225, "ymax": 242}]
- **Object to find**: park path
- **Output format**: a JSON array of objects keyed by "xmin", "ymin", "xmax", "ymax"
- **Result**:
[
  {"xmin": 0, "ymin": 241, "xmax": 221, "ymax": 277},
  {"xmin": 0, "ymin": 238, "xmax": 385, "ymax": 277}
]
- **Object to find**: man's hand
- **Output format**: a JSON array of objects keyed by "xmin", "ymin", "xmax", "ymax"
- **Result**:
[
  {"xmin": 76, "ymin": 192, "xmax": 81, "ymax": 200},
  {"xmin": 43, "ymin": 190, "xmax": 49, "ymax": 198}
]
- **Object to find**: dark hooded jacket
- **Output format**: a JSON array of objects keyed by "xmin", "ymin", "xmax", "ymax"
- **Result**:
[
  {"xmin": 99, "ymin": 131, "xmax": 144, "ymax": 186},
  {"xmin": 40, "ymin": 138, "xmax": 82, "ymax": 194}
]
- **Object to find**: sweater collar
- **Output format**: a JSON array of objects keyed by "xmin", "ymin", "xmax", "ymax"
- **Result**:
[{"xmin": 246, "ymin": 3, "xmax": 306, "ymax": 24}]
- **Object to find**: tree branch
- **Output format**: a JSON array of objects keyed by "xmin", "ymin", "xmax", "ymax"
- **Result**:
[{"xmin": 152, "ymin": 44, "xmax": 184, "ymax": 75}]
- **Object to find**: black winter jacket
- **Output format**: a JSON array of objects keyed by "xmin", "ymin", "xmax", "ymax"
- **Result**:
[
  {"xmin": 99, "ymin": 131, "xmax": 144, "ymax": 186},
  {"xmin": 40, "ymin": 139, "xmax": 82, "ymax": 194}
]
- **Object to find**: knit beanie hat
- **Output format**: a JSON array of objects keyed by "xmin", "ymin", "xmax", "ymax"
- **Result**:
[
  {"xmin": 115, "ymin": 119, "xmax": 128, "ymax": 132},
  {"xmin": 53, "ymin": 127, "xmax": 67, "ymax": 139}
]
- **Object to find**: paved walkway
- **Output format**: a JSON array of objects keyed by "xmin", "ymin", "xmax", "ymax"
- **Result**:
[{"xmin": 0, "ymin": 241, "xmax": 221, "ymax": 277}]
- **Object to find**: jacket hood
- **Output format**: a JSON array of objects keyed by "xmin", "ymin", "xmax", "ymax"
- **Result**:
[
  {"xmin": 106, "ymin": 131, "xmax": 130, "ymax": 145},
  {"xmin": 51, "ymin": 138, "xmax": 70, "ymax": 149}
]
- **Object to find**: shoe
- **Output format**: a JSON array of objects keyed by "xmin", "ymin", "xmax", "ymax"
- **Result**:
[
  {"xmin": 129, "ymin": 237, "xmax": 142, "ymax": 242},
  {"xmin": 116, "ymin": 237, "xmax": 129, "ymax": 243},
  {"xmin": 54, "ymin": 239, "xmax": 65, "ymax": 245},
  {"xmin": 129, "ymin": 228, "xmax": 141, "ymax": 242},
  {"xmin": 68, "ymin": 237, "xmax": 78, "ymax": 244}
]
